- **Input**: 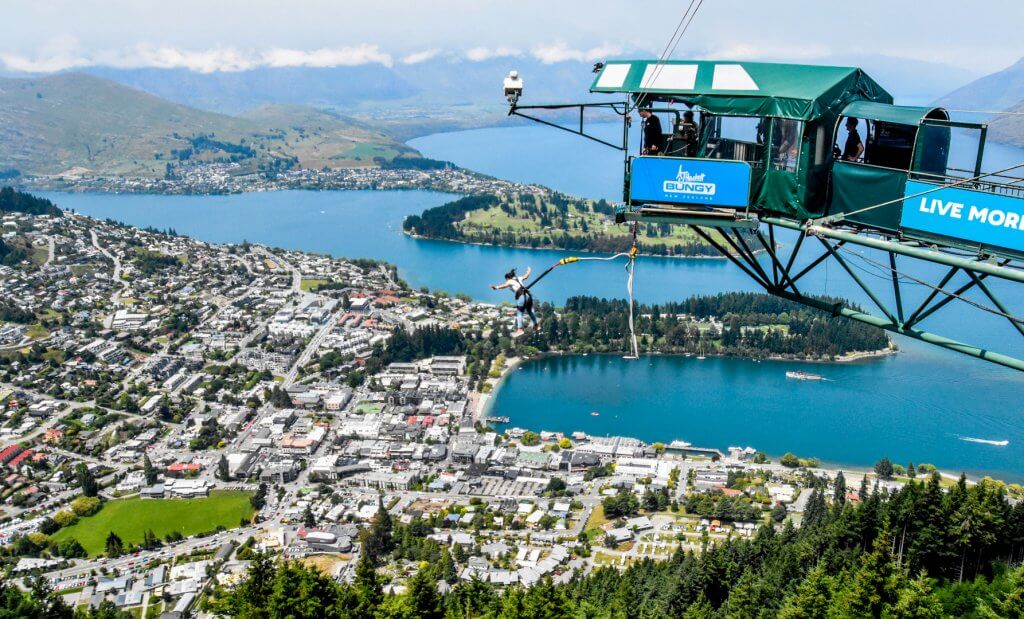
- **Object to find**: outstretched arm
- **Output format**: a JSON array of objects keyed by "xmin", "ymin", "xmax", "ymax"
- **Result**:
[
  {"xmin": 490, "ymin": 281, "xmax": 510, "ymax": 290},
  {"xmin": 520, "ymin": 266, "xmax": 532, "ymax": 281}
]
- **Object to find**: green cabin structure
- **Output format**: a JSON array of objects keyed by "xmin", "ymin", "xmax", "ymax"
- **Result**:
[
  {"xmin": 590, "ymin": 60, "xmax": 1018, "ymax": 258},
  {"xmin": 508, "ymin": 58, "xmax": 1024, "ymax": 372}
]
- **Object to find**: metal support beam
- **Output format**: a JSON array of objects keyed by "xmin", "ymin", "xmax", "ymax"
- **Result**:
[
  {"xmin": 509, "ymin": 109, "xmax": 625, "ymax": 151},
  {"xmin": 689, "ymin": 226, "xmax": 772, "ymax": 290},
  {"xmin": 966, "ymin": 271, "xmax": 1024, "ymax": 338},
  {"xmin": 756, "ymin": 229, "xmax": 800, "ymax": 295},
  {"xmin": 763, "ymin": 217, "xmax": 1024, "ymax": 284},
  {"xmin": 889, "ymin": 253, "xmax": 904, "ymax": 323},
  {"xmin": 729, "ymin": 230, "xmax": 776, "ymax": 291},
  {"xmin": 789, "ymin": 242, "xmax": 845, "ymax": 285},
  {"xmin": 904, "ymin": 266, "xmax": 959, "ymax": 328},
  {"xmin": 908, "ymin": 273, "xmax": 989, "ymax": 327},
  {"xmin": 817, "ymin": 238, "xmax": 898, "ymax": 324}
]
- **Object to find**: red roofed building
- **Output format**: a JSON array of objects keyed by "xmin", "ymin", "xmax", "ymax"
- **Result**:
[
  {"xmin": 7, "ymin": 450, "xmax": 33, "ymax": 470},
  {"xmin": 166, "ymin": 462, "xmax": 202, "ymax": 478},
  {"xmin": 0, "ymin": 445, "xmax": 23, "ymax": 465}
]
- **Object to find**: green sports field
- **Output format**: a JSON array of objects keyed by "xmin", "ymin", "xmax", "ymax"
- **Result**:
[{"xmin": 51, "ymin": 490, "xmax": 254, "ymax": 556}]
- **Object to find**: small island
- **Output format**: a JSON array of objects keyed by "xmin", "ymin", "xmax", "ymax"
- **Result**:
[{"xmin": 404, "ymin": 193, "xmax": 735, "ymax": 257}]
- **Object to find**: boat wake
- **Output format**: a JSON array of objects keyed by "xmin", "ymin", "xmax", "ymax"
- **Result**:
[{"xmin": 958, "ymin": 436, "xmax": 1010, "ymax": 447}]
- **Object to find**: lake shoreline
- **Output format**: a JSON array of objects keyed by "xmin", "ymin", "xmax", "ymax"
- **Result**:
[
  {"xmin": 403, "ymin": 229, "xmax": 733, "ymax": 260},
  {"xmin": 480, "ymin": 351, "xmax": 1002, "ymax": 484}
]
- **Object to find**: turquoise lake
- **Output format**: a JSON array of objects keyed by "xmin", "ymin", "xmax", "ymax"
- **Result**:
[{"xmin": 43, "ymin": 122, "xmax": 1024, "ymax": 480}]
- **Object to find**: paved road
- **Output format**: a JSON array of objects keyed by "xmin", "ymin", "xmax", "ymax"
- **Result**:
[
  {"xmin": 90, "ymin": 229, "xmax": 129, "ymax": 306},
  {"xmin": 43, "ymin": 236, "xmax": 55, "ymax": 267},
  {"xmin": 284, "ymin": 309, "xmax": 343, "ymax": 387}
]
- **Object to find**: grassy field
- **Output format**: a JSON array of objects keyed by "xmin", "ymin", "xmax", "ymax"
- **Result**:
[
  {"xmin": 51, "ymin": 490, "xmax": 254, "ymax": 556},
  {"xmin": 584, "ymin": 504, "xmax": 610, "ymax": 540},
  {"xmin": 300, "ymin": 278, "xmax": 329, "ymax": 292}
]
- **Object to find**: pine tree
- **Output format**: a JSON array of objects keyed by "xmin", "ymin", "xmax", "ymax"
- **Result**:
[
  {"xmin": 143, "ymin": 454, "xmax": 158, "ymax": 485},
  {"xmin": 362, "ymin": 496, "xmax": 394, "ymax": 563},
  {"xmin": 105, "ymin": 531, "xmax": 123, "ymax": 557},
  {"xmin": 354, "ymin": 553, "xmax": 382, "ymax": 617},
  {"xmin": 440, "ymin": 549, "xmax": 458, "ymax": 583},
  {"xmin": 834, "ymin": 471, "xmax": 847, "ymax": 506},
  {"xmin": 907, "ymin": 461, "xmax": 916, "ymax": 479},
  {"xmin": 889, "ymin": 571, "xmax": 943, "ymax": 618},
  {"xmin": 303, "ymin": 505, "xmax": 316, "ymax": 528},
  {"xmin": 838, "ymin": 531, "xmax": 902, "ymax": 617},
  {"xmin": 217, "ymin": 455, "xmax": 230, "ymax": 481},
  {"xmin": 804, "ymin": 489, "xmax": 827, "ymax": 528},
  {"xmin": 778, "ymin": 565, "xmax": 834, "ymax": 618},
  {"xmin": 75, "ymin": 463, "xmax": 98, "ymax": 497},
  {"xmin": 407, "ymin": 567, "xmax": 443, "ymax": 619}
]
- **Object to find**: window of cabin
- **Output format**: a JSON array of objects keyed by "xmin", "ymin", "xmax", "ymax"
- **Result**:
[
  {"xmin": 699, "ymin": 115, "xmax": 766, "ymax": 165},
  {"xmin": 836, "ymin": 116, "xmax": 916, "ymax": 171},
  {"xmin": 769, "ymin": 119, "xmax": 803, "ymax": 172}
]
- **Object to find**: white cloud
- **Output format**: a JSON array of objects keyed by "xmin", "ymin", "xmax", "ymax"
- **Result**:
[
  {"xmin": 261, "ymin": 45, "xmax": 392, "ymax": 69},
  {"xmin": 0, "ymin": 43, "xmax": 394, "ymax": 73},
  {"xmin": 464, "ymin": 46, "xmax": 521, "ymax": 62},
  {"xmin": 401, "ymin": 48, "xmax": 441, "ymax": 65},
  {"xmin": 125, "ymin": 46, "xmax": 259, "ymax": 73},
  {"xmin": 530, "ymin": 42, "xmax": 622, "ymax": 64}
]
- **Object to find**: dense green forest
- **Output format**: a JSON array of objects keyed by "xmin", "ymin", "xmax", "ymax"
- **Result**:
[
  {"xmin": 376, "ymin": 155, "xmax": 455, "ymax": 170},
  {"xmin": 402, "ymin": 193, "xmax": 727, "ymax": 257},
  {"xmin": 527, "ymin": 294, "xmax": 890, "ymax": 359},
  {"xmin": 0, "ymin": 187, "xmax": 62, "ymax": 216},
  {"xmin": 188, "ymin": 474, "xmax": 1024, "ymax": 616}
]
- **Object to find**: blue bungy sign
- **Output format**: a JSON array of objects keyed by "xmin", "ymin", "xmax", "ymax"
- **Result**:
[
  {"xmin": 629, "ymin": 157, "xmax": 751, "ymax": 208},
  {"xmin": 900, "ymin": 180, "xmax": 1024, "ymax": 254}
]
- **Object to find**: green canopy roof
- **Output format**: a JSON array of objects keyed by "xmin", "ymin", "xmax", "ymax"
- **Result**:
[
  {"xmin": 590, "ymin": 59, "xmax": 892, "ymax": 120},
  {"xmin": 840, "ymin": 100, "xmax": 948, "ymax": 125}
]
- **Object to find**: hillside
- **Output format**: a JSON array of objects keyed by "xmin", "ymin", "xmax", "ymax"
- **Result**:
[
  {"xmin": 0, "ymin": 73, "xmax": 410, "ymax": 178},
  {"xmin": 987, "ymin": 99, "xmax": 1024, "ymax": 147},
  {"xmin": 935, "ymin": 55, "xmax": 1024, "ymax": 113}
]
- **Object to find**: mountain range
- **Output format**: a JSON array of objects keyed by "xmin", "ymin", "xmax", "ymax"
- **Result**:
[
  {"xmin": 0, "ymin": 72, "xmax": 408, "ymax": 178},
  {"xmin": 2, "ymin": 52, "xmax": 1022, "ymax": 179},
  {"xmin": 68, "ymin": 53, "xmax": 980, "ymax": 138}
]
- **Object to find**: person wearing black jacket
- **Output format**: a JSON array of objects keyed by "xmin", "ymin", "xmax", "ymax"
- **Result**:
[{"xmin": 639, "ymin": 108, "xmax": 665, "ymax": 155}]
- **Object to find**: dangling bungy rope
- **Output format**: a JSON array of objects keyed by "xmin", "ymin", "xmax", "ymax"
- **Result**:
[{"xmin": 526, "ymin": 223, "xmax": 641, "ymax": 359}]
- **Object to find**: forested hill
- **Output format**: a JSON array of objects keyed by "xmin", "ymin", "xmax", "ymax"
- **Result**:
[
  {"xmin": 528, "ymin": 293, "xmax": 891, "ymax": 360},
  {"xmin": 0, "ymin": 187, "xmax": 61, "ymax": 216}
]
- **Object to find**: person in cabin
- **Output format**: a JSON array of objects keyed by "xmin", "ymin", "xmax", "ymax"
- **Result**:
[
  {"xmin": 678, "ymin": 110, "xmax": 699, "ymax": 157},
  {"xmin": 490, "ymin": 267, "xmax": 538, "ymax": 336},
  {"xmin": 842, "ymin": 117, "xmax": 865, "ymax": 162},
  {"xmin": 638, "ymin": 107, "xmax": 665, "ymax": 155}
]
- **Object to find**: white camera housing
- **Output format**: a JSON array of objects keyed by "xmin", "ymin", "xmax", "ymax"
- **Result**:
[{"xmin": 504, "ymin": 70, "xmax": 523, "ymax": 105}]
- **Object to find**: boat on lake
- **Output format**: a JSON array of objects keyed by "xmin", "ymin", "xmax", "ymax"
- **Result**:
[{"xmin": 786, "ymin": 370, "xmax": 824, "ymax": 381}]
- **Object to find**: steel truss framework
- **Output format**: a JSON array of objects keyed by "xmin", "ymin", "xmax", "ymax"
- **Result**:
[{"xmin": 619, "ymin": 211, "xmax": 1024, "ymax": 372}]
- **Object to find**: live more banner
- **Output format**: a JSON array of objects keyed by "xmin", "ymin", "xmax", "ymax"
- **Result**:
[
  {"xmin": 630, "ymin": 157, "xmax": 751, "ymax": 208},
  {"xmin": 901, "ymin": 180, "xmax": 1024, "ymax": 255}
]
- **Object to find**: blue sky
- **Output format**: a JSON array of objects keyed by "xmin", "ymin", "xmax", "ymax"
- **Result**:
[{"xmin": 1, "ymin": 0, "xmax": 1021, "ymax": 74}]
